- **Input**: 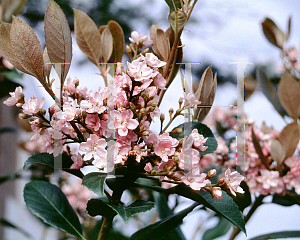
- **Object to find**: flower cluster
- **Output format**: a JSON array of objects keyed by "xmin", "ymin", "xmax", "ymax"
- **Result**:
[{"xmin": 4, "ymin": 42, "xmax": 243, "ymax": 199}]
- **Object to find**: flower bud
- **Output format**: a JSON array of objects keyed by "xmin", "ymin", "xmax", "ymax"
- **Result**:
[
  {"xmin": 141, "ymin": 48, "xmax": 149, "ymax": 55},
  {"xmin": 169, "ymin": 108, "xmax": 174, "ymax": 116},
  {"xmin": 19, "ymin": 113, "xmax": 31, "ymax": 119},
  {"xmin": 144, "ymin": 162, "xmax": 153, "ymax": 172},
  {"xmin": 130, "ymin": 103, "xmax": 136, "ymax": 111},
  {"xmin": 151, "ymin": 102, "xmax": 157, "ymax": 107},
  {"xmin": 148, "ymin": 106, "xmax": 155, "ymax": 112},
  {"xmin": 178, "ymin": 97, "xmax": 183, "ymax": 108},
  {"xmin": 160, "ymin": 113, "xmax": 165, "ymax": 122},
  {"xmin": 173, "ymin": 128, "xmax": 182, "ymax": 134},
  {"xmin": 207, "ymin": 169, "xmax": 217, "ymax": 178},
  {"xmin": 212, "ymin": 187, "xmax": 223, "ymax": 200},
  {"xmin": 176, "ymin": 109, "xmax": 182, "ymax": 115},
  {"xmin": 140, "ymin": 108, "xmax": 146, "ymax": 115},
  {"xmin": 217, "ymin": 178, "xmax": 226, "ymax": 186},
  {"xmin": 142, "ymin": 130, "xmax": 150, "ymax": 136},
  {"xmin": 139, "ymin": 126, "xmax": 144, "ymax": 132},
  {"xmin": 141, "ymin": 91, "xmax": 149, "ymax": 99}
]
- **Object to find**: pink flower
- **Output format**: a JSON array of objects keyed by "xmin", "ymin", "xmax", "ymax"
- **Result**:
[
  {"xmin": 3, "ymin": 86, "xmax": 22, "ymax": 106},
  {"xmin": 109, "ymin": 110, "xmax": 139, "ymax": 136},
  {"xmin": 129, "ymin": 31, "xmax": 153, "ymax": 46},
  {"xmin": 85, "ymin": 114, "xmax": 101, "ymax": 131},
  {"xmin": 144, "ymin": 53, "xmax": 166, "ymax": 68},
  {"xmin": 22, "ymin": 95, "xmax": 45, "ymax": 115},
  {"xmin": 154, "ymin": 132, "xmax": 179, "ymax": 162},
  {"xmin": 191, "ymin": 129, "xmax": 208, "ymax": 151},
  {"xmin": 181, "ymin": 167, "xmax": 211, "ymax": 191},
  {"xmin": 256, "ymin": 170, "xmax": 283, "ymax": 193},
  {"xmin": 153, "ymin": 73, "xmax": 167, "ymax": 90},
  {"xmin": 224, "ymin": 168, "xmax": 244, "ymax": 196},
  {"xmin": 184, "ymin": 92, "xmax": 201, "ymax": 107},
  {"xmin": 79, "ymin": 134, "xmax": 107, "ymax": 162},
  {"xmin": 70, "ymin": 153, "xmax": 84, "ymax": 169},
  {"xmin": 127, "ymin": 60, "xmax": 153, "ymax": 81}
]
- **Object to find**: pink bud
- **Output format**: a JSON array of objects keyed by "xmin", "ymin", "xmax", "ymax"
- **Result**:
[
  {"xmin": 207, "ymin": 169, "xmax": 217, "ymax": 178},
  {"xmin": 212, "ymin": 187, "xmax": 223, "ymax": 200},
  {"xmin": 144, "ymin": 162, "xmax": 153, "ymax": 172}
]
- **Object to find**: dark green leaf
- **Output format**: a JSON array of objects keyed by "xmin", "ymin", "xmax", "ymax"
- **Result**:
[
  {"xmin": 109, "ymin": 200, "xmax": 155, "ymax": 223},
  {"xmin": 231, "ymin": 181, "xmax": 252, "ymax": 212},
  {"xmin": 1, "ymin": 68, "xmax": 23, "ymax": 79},
  {"xmin": 169, "ymin": 122, "xmax": 217, "ymax": 155},
  {"xmin": 24, "ymin": 180, "xmax": 85, "ymax": 239},
  {"xmin": 256, "ymin": 68, "xmax": 286, "ymax": 118},
  {"xmin": 0, "ymin": 127, "xmax": 15, "ymax": 134},
  {"xmin": 130, "ymin": 203, "xmax": 198, "ymax": 240},
  {"xmin": 249, "ymin": 231, "xmax": 300, "ymax": 240},
  {"xmin": 152, "ymin": 192, "xmax": 185, "ymax": 240},
  {"xmin": 23, "ymin": 153, "xmax": 84, "ymax": 179},
  {"xmin": 87, "ymin": 198, "xmax": 117, "ymax": 218},
  {"xmin": 0, "ymin": 172, "xmax": 19, "ymax": 184},
  {"xmin": 0, "ymin": 78, "xmax": 22, "ymax": 98},
  {"xmin": 0, "ymin": 218, "xmax": 34, "ymax": 239},
  {"xmin": 169, "ymin": 184, "xmax": 246, "ymax": 234},
  {"xmin": 202, "ymin": 216, "xmax": 232, "ymax": 240},
  {"xmin": 164, "ymin": 0, "xmax": 182, "ymax": 11},
  {"xmin": 272, "ymin": 191, "xmax": 300, "ymax": 206},
  {"xmin": 82, "ymin": 172, "xmax": 106, "ymax": 196},
  {"xmin": 87, "ymin": 198, "xmax": 155, "ymax": 223}
]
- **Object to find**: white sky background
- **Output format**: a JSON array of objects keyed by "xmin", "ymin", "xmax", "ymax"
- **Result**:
[{"xmin": 11, "ymin": 0, "xmax": 300, "ymax": 239}]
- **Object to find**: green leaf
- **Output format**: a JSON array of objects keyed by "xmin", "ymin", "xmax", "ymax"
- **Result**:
[
  {"xmin": 231, "ymin": 181, "xmax": 252, "ymax": 212},
  {"xmin": 109, "ymin": 200, "xmax": 155, "ymax": 223},
  {"xmin": 164, "ymin": 0, "xmax": 182, "ymax": 11},
  {"xmin": 256, "ymin": 68, "xmax": 286, "ymax": 118},
  {"xmin": 170, "ymin": 184, "xmax": 246, "ymax": 234},
  {"xmin": 272, "ymin": 191, "xmax": 300, "ymax": 206},
  {"xmin": 202, "ymin": 216, "xmax": 232, "ymax": 240},
  {"xmin": 24, "ymin": 180, "xmax": 85, "ymax": 239},
  {"xmin": 86, "ymin": 198, "xmax": 117, "ymax": 218},
  {"xmin": 0, "ymin": 78, "xmax": 22, "ymax": 98},
  {"xmin": 23, "ymin": 153, "xmax": 84, "ymax": 179},
  {"xmin": 0, "ymin": 127, "xmax": 15, "ymax": 134},
  {"xmin": 82, "ymin": 172, "xmax": 106, "ymax": 196},
  {"xmin": 249, "ymin": 231, "xmax": 300, "ymax": 240},
  {"xmin": 87, "ymin": 198, "xmax": 155, "ymax": 223},
  {"xmin": 169, "ymin": 122, "xmax": 217, "ymax": 155},
  {"xmin": 1, "ymin": 68, "xmax": 23, "ymax": 79},
  {"xmin": 152, "ymin": 192, "xmax": 185, "ymax": 240},
  {"xmin": 0, "ymin": 218, "xmax": 35, "ymax": 239},
  {"xmin": 130, "ymin": 203, "xmax": 198, "ymax": 240},
  {"xmin": 0, "ymin": 172, "xmax": 19, "ymax": 184}
]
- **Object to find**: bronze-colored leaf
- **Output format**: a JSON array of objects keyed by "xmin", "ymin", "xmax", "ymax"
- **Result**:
[
  {"xmin": 43, "ymin": 47, "xmax": 52, "ymax": 82},
  {"xmin": 260, "ymin": 121, "xmax": 274, "ymax": 135},
  {"xmin": 73, "ymin": 8, "xmax": 101, "ymax": 66},
  {"xmin": 156, "ymin": 29, "xmax": 170, "ymax": 61},
  {"xmin": 100, "ymin": 26, "xmax": 113, "ymax": 63},
  {"xmin": 10, "ymin": 16, "xmax": 44, "ymax": 81},
  {"xmin": 44, "ymin": 0, "xmax": 72, "ymax": 84},
  {"xmin": 0, "ymin": 22, "xmax": 28, "ymax": 73},
  {"xmin": 256, "ymin": 68, "xmax": 285, "ymax": 117},
  {"xmin": 278, "ymin": 73, "xmax": 300, "ymax": 120},
  {"xmin": 244, "ymin": 76, "xmax": 257, "ymax": 101},
  {"xmin": 166, "ymin": 39, "xmax": 183, "ymax": 88},
  {"xmin": 99, "ymin": 25, "xmax": 106, "ymax": 35},
  {"xmin": 251, "ymin": 127, "xmax": 271, "ymax": 170},
  {"xmin": 168, "ymin": 10, "xmax": 187, "ymax": 36},
  {"xmin": 261, "ymin": 18, "xmax": 285, "ymax": 49},
  {"xmin": 165, "ymin": 26, "xmax": 175, "ymax": 47},
  {"xmin": 270, "ymin": 139, "xmax": 286, "ymax": 168},
  {"xmin": 107, "ymin": 20, "xmax": 124, "ymax": 63},
  {"xmin": 286, "ymin": 16, "xmax": 292, "ymax": 41},
  {"xmin": 277, "ymin": 121, "xmax": 300, "ymax": 161},
  {"xmin": 150, "ymin": 24, "xmax": 163, "ymax": 60},
  {"xmin": 196, "ymin": 72, "xmax": 217, "ymax": 122},
  {"xmin": 0, "ymin": 0, "xmax": 27, "ymax": 23}
]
